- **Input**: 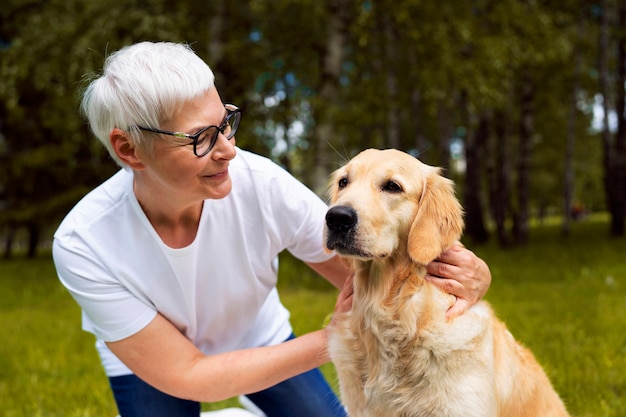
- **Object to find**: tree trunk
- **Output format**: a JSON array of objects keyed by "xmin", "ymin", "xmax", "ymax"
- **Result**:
[
  {"xmin": 599, "ymin": 0, "xmax": 625, "ymax": 236},
  {"xmin": 514, "ymin": 73, "xmax": 534, "ymax": 245},
  {"xmin": 207, "ymin": 2, "xmax": 225, "ymax": 80},
  {"xmin": 613, "ymin": 0, "xmax": 626, "ymax": 236},
  {"xmin": 27, "ymin": 222, "xmax": 39, "ymax": 259},
  {"xmin": 311, "ymin": 0, "xmax": 350, "ymax": 194},
  {"xmin": 3, "ymin": 226, "xmax": 16, "ymax": 259},
  {"xmin": 464, "ymin": 108, "xmax": 490, "ymax": 244},
  {"xmin": 410, "ymin": 89, "xmax": 427, "ymax": 157},
  {"xmin": 489, "ymin": 110, "xmax": 512, "ymax": 247},
  {"xmin": 408, "ymin": 49, "xmax": 427, "ymax": 159},
  {"xmin": 437, "ymin": 98, "xmax": 452, "ymax": 173},
  {"xmin": 383, "ymin": 10, "xmax": 400, "ymax": 150},
  {"xmin": 599, "ymin": 0, "xmax": 612, "ymax": 217},
  {"xmin": 562, "ymin": 11, "xmax": 584, "ymax": 237}
]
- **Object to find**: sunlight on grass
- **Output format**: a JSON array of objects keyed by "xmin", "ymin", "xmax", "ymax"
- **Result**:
[{"xmin": 1, "ymin": 215, "xmax": 625, "ymax": 416}]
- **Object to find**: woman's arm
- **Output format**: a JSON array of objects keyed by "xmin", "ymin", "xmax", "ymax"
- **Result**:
[
  {"xmin": 106, "ymin": 272, "xmax": 355, "ymax": 403},
  {"xmin": 305, "ymin": 255, "xmax": 353, "ymax": 289},
  {"xmin": 107, "ymin": 314, "xmax": 328, "ymax": 402}
]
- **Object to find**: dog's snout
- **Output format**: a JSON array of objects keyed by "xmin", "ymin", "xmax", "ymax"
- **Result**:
[{"xmin": 326, "ymin": 206, "xmax": 358, "ymax": 232}]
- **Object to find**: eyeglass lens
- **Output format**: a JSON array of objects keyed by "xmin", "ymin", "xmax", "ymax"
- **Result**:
[{"xmin": 194, "ymin": 108, "xmax": 241, "ymax": 157}]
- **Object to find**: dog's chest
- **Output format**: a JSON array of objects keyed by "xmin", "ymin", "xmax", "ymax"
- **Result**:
[{"xmin": 330, "ymin": 298, "xmax": 494, "ymax": 417}]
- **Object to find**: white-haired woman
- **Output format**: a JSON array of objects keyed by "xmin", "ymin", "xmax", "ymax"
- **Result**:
[{"xmin": 53, "ymin": 41, "xmax": 491, "ymax": 417}]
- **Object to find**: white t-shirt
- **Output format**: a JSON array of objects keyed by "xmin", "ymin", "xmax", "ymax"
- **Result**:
[{"xmin": 53, "ymin": 148, "xmax": 333, "ymax": 376}]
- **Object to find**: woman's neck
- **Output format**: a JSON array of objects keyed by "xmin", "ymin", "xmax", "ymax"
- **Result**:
[{"xmin": 133, "ymin": 181, "xmax": 204, "ymax": 249}]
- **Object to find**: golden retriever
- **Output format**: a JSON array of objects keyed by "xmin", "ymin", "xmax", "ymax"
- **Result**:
[{"xmin": 324, "ymin": 149, "xmax": 570, "ymax": 417}]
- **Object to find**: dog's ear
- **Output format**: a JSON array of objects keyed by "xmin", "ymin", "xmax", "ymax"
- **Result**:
[{"xmin": 407, "ymin": 168, "xmax": 464, "ymax": 265}]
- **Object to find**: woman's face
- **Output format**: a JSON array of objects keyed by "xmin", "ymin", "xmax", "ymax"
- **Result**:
[{"xmin": 134, "ymin": 87, "xmax": 237, "ymax": 206}]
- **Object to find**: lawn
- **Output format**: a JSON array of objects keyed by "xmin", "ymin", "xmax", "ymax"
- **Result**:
[{"xmin": 0, "ymin": 213, "xmax": 624, "ymax": 416}]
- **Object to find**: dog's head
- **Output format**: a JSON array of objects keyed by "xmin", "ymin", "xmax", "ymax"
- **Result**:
[{"xmin": 324, "ymin": 149, "xmax": 464, "ymax": 265}]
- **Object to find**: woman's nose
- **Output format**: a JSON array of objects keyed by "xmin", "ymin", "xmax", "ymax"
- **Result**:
[{"xmin": 211, "ymin": 132, "xmax": 237, "ymax": 160}]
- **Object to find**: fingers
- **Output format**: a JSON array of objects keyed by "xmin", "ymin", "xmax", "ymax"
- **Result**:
[
  {"xmin": 426, "ymin": 244, "xmax": 471, "ymax": 278},
  {"xmin": 473, "ymin": 257, "xmax": 491, "ymax": 300},
  {"xmin": 334, "ymin": 273, "xmax": 354, "ymax": 316},
  {"xmin": 424, "ymin": 273, "xmax": 462, "ymax": 295},
  {"xmin": 425, "ymin": 243, "xmax": 492, "ymax": 316},
  {"xmin": 425, "ymin": 260, "xmax": 462, "ymax": 282},
  {"xmin": 424, "ymin": 273, "xmax": 473, "ymax": 319},
  {"xmin": 427, "ymin": 267, "xmax": 481, "ymax": 300},
  {"xmin": 326, "ymin": 277, "xmax": 354, "ymax": 332},
  {"xmin": 435, "ymin": 244, "xmax": 474, "ymax": 269},
  {"xmin": 445, "ymin": 298, "xmax": 470, "ymax": 319}
]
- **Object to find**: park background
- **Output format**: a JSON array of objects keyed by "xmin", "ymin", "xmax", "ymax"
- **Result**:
[{"xmin": 1, "ymin": 0, "xmax": 625, "ymax": 416}]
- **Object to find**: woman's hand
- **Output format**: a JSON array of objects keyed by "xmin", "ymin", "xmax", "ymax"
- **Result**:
[
  {"xmin": 424, "ymin": 242, "xmax": 491, "ymax": 319},
  {"xmin": 326, "ymin": 273, "xmax": 354, "ymax": 331},
  {"xmin": 335, "ymin": 273, "xmax": 354, "ymax": 315},
  {"xmin": 306, "ymin": 255, "xmax": 354, "ymax": 334}
]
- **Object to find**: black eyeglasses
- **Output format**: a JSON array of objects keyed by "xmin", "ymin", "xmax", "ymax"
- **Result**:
[{"xmin": 137, "ymin": 104, "xmax": 242, "ymax": 157}]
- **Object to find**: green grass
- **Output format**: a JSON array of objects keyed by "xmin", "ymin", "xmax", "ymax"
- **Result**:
[
  {"xmin": 1, "ymin": 213, "xmax": 625, "ymax": 416},
  {"xmin": 0, "ymin": 258, "xmax": 116, "ymax": 417},
  {"xmin": 470, "ymin": 214, "xmax": 626, "ymax": 416}
]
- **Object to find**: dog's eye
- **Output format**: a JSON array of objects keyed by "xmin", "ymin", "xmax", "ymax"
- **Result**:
[
  {"xmin": 338, "ymin": 177, "xmax": 348, "ymax": 189},
  {"xmin": 382, "ymin": 181, "xmax": 402, "ymax": 193}
]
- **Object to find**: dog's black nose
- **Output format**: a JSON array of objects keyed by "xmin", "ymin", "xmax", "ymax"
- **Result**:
[{"xmin": 326, "ymin": 206, "xmax": 357, "ymax": 232}]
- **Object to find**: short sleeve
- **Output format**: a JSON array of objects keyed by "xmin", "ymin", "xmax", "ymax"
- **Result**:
[
  {"xmin": 52, "ymin": 237, "xmax": 157, "ymax": 342},
  {"xmin": 265, "ymin": 164, "xmax": 333, "ymax": 263}
]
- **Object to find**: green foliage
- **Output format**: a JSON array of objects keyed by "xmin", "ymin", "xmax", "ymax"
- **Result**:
[
  {"xmin": 1, "ymin": 216, "xmax": 625, "ymax": 416},
  {"xmin": 0, "ymin": 0, "xmax": 616, "ymax": 251}
]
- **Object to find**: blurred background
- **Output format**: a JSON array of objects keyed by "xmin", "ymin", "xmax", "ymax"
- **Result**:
[
  {"xmin": 1, "ymin": 0, "xmax": 625, "ymax": 255},
  {"xmin": 0, "ymin": 1, "xmax": 625, "ymax": 416}
]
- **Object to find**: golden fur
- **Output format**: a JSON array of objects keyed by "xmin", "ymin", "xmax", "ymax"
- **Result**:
[{"xmin": 324, "ymin": 149, "xmax": 569, "ymax": 417}]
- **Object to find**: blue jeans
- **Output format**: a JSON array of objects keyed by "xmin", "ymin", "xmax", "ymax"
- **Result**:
[{"xmin": 108, "ymin": 335, "xmax": 347, "ymax": 417}]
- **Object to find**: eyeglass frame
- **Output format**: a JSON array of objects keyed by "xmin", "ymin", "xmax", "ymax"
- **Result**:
[{"xmin": 136, "ymin": 103, "xmax": 242, "ymax": 157}]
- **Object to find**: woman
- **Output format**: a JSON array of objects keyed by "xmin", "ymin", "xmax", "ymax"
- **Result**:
[{"xmin": 53, "ymin": 41, "xmax": 491, "ymax": 417}]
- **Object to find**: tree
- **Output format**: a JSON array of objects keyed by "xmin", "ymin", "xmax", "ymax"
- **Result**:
[
  {"xmin": 613, "ymin": 0, "xmax": 626, "ymax": 235},
  {"xmin": 514, "ymin": 72, "xmax": 535, "ymax": 244},
  {"xmin": 0, "ymin": 0, "xmax": 619, "ymax": 257},
  {"xmin": 488, "ymin": 108, "xmax": 513, "ymax": 247},
  {"xmin": 310, "ymin": 0, "xmax": 352, "ymax": 194},
  {"xmin": 599, "ymin": 0, "xmax": 626, "ymax": 236},
  {"xmin": 563, "ymin": 8, "xmax": 586, "ymax": 237},
  {"xmin": 0, "ymin": 0, "xmax": 186, "ymax": 257}
]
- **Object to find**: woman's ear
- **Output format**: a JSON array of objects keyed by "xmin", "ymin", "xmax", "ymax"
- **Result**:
[
  {"xmin": 110, "ymin": 128, "xmax": 144, "ymax": 170},
  {"xmin": 407, "ymin": 169, "xmax": 464, "ymax": 265}
]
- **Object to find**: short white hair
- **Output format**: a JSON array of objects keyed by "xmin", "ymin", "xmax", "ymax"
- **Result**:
[{"xmin": 81, "ymin": 41, "xmax": 215, "ymax": 166}]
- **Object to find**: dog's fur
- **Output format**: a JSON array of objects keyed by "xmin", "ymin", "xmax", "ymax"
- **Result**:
[{"xmin": 324, "ymin": 149, "xmax": 569, "ymax": 417}]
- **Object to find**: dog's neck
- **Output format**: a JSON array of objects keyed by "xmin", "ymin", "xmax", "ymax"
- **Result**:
[{"xmin": 351, "ymin": 254, "xmax": 427, "ymax": 308}]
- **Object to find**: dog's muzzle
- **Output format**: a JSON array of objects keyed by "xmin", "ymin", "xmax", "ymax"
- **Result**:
[{"xmin": 325, "ymin": 206, "xmax": 358, "ymax": 252}]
